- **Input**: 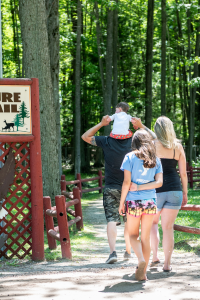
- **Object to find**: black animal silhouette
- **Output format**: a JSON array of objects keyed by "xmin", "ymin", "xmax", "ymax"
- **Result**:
[{"xmin": 2, "ymin": 120, "xmax": 14, "ymax": 131}]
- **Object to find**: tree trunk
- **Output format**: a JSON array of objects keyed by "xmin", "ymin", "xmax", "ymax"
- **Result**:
[
  {"xmin": 95, "ymin": 2, "xmax": 105, "ymax": 100},
  {"xmin": 191, "ymin": 1, "xmax": 200, "ymax": 151},
  {"xmin": 74, "ymin": 0, "xmax": 82, "ymax": 175},
  {"xmin": 145, "ymin": 0, "xmax": 154, "ymax": 128},
  {"xmin": 187, "ymin": 6, "xmax": 193, "ymax": 165},
  {"xmin": 81, "ymin": 3, "xmax": 90, "ymax": 173},
  {"xmin": 19, "ymin": 0, "xmax": 60, "ymax": 200},
  {"xmin": 161, "ymin": 0, "xmax": 166, "ymax": 115},
  {"xmin": 45, "ymin": 0, "xmax": 62, "ymax": 179},
  {"xmin": 112, "ymin": 0, "xmax": 118, "ymax": 112},
  {"xmin": 104, "ymin": 8, "xmax": 113, "ymax": 135}
]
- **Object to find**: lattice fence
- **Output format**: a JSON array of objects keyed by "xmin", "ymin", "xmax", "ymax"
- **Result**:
[{"xmin": 0, "ymin": 142, "xmax": 32, "ymax": 259}]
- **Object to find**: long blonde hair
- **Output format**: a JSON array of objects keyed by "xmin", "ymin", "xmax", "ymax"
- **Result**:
[{"xmin": 154, "ymin": 116, "xmax": 180, "ymax": 149}]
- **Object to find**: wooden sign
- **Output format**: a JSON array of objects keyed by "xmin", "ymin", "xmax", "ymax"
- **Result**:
[{"xmin": 0, "ymin": 85, "xmax": 32, "ymax": 134}]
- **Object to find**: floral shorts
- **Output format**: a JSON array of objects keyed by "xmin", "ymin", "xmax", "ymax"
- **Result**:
[{"xmin": 126, "ymin": 199, "xmax": 157, "ymax": 217}]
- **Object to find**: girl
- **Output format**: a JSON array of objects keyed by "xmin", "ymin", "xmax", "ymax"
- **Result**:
[{"xmin": 118, "ymin": 129, "xmax": 163, "ymax": 281}]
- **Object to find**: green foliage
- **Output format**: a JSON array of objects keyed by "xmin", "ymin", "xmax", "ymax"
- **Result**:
[
  {"xmin": 192, "ymin": 156, "xmax": 200, "ymax": 168},
  {"xmin": 2, "ymin": 0, "xmax": 200, "ymax": 165}
]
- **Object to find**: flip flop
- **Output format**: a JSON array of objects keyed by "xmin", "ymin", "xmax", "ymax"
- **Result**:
[
  {"xmin": 150, "ymin": 260, "xmax": 160, "ymax": 267},
  {"xmin": 163, "ymin": 266, "xmax": 172, "ymax": 272},
  {"xmin": 135, "ymin": 261, "xmax": 146, "ymax": 281}
]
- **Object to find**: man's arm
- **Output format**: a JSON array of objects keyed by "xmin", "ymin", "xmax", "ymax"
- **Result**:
[{"xmin": 81, "ymin": 115, "xmax": 110, "ymax": 146}]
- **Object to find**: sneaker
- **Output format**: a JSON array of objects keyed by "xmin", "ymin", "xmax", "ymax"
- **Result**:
[
  {"xmin": 123, "ymin": 251, "xmax": 132, "ymax": 260},
  {"xmin": 106, "ymin": 251, "xmax": 117, "ymax": 264}
]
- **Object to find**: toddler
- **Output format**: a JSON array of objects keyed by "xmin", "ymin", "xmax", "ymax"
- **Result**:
[{"xmin": 107, "ymin": 102, "xmax": 134, "ymax": 139}]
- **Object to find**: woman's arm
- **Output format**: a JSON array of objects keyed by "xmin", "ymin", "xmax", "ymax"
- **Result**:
[
  {"xmin": 131, "ymin": 117, "xmax": 157, "ymax": 140},
  {"xmin": 129, "ymin": 172, "xmax": 163, "ymax": 191},
  {"xmin": 118, "ymin": 170, "xmax": 131, "ymax": 215},
  {"xmin": 178, "ymin": 144, "xmax": 188, "ymax": 206}
]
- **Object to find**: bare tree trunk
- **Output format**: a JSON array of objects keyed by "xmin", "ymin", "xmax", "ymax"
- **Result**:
[
  {"xmin": 104, "ymin": 8, "xmax": 113, "ymax": 135},
  {"xmin": 45, "ymin": 0, "xmax": 62, "ymax": 179},
  {"xmin": 112, "ymin": 0, "xmax": 118, "ymax": 112},
  {"xmin": 192, "ymin": 1, "xmax": 200, "ymax": 149},
  {"xmin": 19, "ymin": 0, "xmax": 60, "ymax": 200},
  {"xmin": 95, "ymin": 2, "xmax": 105, "ymax": 100},
  {"xmin": 161, "ymin": 0, "xmax": 166, "ymax": 115},
  {"xmin": 187, "ymin": 6, "xmax": 193, "ymax": 165},
  {"xmin": 74, "ymin": 0, "xmax": 82, "ymax": 175},
  {"xmin": 145, "ymin": 0, "xmax": 154, "ymax": 128}
]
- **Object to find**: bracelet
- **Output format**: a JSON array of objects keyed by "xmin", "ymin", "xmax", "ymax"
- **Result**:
[{"xmin": 137, "ymin": 184, "xmax": 139, "ymax": 191}]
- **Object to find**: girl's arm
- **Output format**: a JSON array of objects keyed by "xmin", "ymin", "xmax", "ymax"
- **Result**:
[
  {"xmin": 129, "ymin": 172, "xmax": 163, "ymax": 192},
  {"xmin": 118, "ymin": 170, "xmax": 131, "ymax": 215},
  {"xmin": 178, "ymin": 144, "xmax": 188, "ymax": 206}
]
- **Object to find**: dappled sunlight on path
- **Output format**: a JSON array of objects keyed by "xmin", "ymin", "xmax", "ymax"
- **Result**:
[{"xmin": 1, "ymin": 196, "xmax": 200, "ymax": 299}]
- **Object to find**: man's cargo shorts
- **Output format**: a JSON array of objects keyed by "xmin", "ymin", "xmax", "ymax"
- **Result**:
[{"xmin": 103, "ymin": 188, "xmax": 127, "ymax": 225}]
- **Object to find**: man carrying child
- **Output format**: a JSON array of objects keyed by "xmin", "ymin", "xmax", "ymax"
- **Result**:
[{"xmin": 82, "ymin": 102, "xmax": 134, "ymax": 264}]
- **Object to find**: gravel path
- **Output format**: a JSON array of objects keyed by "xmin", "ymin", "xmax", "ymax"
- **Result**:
[{"xmin": 0, "ymin": 196, "xmax": 200, "ymax": 299}]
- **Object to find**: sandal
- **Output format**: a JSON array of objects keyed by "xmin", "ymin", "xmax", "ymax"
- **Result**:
[
  {"xmin": 135, "ymin": 261, "xmax": 146, "ymax": 281},
  {"xmin": 150, "ymin": 260, "xmax": 160, "ymax": 267},
  {"xmin": 163, "ymin": 266, "xmax": 172, "ymax": 272}
]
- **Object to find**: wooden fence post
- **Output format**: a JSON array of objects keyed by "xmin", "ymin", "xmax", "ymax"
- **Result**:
[
  {"xmin": 43, "ymin": 196, "xmax": 57, "ymax": 250},
  {"xmin": 55, "ymin": 195, "xmax": 72, "ymax": 259},
  {"xmin": 60, "ymin": 175, "xmax": 66, "ymax": 200},
  {"xmin": 190, "ymin": 167, "xmax": 193, "ymax": 188},
  {"xmin": 30, "ymin": 78, "xmax": 44, "ymax": 261},
  {"xmin": 98, "ymin": 170, "xmax": 103, "ymax": 193},
  {"xmin": 73, "ymin": 187, "xmax": 83, "ymax": 230},
  {"xmin": 77, "ymin": 173, "xmax": 82, "ymax": 195}
]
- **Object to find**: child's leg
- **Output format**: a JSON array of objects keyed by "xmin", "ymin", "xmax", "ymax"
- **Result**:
[
  {"xmin": 140, "ymin": 214, "xmax": 155, "ymax": 274},
  {"xmin": 126, "ymin": 214, "xmax": 144, "ymax": 263}
]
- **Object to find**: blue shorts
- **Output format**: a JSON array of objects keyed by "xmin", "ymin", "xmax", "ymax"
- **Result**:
[{"xmin": 156, "ymin": 191, "xmax": 183, "ymax": 211}]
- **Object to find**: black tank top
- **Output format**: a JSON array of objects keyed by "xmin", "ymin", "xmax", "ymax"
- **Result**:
[{"xmin": 156, "ymin": 149, "xmax": 182, "ymax": 193}]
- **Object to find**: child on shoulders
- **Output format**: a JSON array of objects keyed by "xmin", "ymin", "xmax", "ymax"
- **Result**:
[{"xmin": 107, "ymin": 102, "xmax": 135, "ymax": 139}]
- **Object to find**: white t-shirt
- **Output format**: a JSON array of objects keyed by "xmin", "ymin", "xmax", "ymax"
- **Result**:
[{"xmin": 109, "ymin": 112, "xmax": 132, "ymax": 135}]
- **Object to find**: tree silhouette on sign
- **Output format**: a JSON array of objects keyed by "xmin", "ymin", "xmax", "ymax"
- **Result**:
[
  {"xmin": 19, "ymin": 101, "xmax": 30, "ymax": 124},
  {"xmin": 13, "ymin": 114, "xmax": 23, "ymax": 131}
]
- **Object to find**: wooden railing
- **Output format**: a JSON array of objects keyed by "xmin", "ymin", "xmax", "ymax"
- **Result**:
[
  {"xmin": 61, "ymin": 170, "xmax": 105, "ymax": 196},
  {"xmin": 43, "ymin": 188, "xmax": 83, "ymax": 259}
]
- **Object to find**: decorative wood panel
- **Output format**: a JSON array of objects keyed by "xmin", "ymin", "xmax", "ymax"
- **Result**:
[{"xmin": 0, "ymin": 142, "xmax": 32, "ymax": 259}]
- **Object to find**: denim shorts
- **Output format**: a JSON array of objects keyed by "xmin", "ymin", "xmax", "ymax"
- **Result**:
[{"xmin": 156, "ymin": 191, "xmax": 183, "ymax": 211}]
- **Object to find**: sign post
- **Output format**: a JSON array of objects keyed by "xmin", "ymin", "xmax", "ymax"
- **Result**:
[{"xmin": 0, "ymin": 78, "xmax": 44, "ymax": 261}]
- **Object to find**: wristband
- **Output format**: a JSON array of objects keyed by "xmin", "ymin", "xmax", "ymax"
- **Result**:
[{"xmin": 137, "ymin": 184, "xmax": 139, "ymax": 191}]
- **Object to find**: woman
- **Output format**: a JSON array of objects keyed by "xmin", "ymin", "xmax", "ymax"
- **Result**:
[
  {"xmin": 131, "ymin": 116, "xmax": 188, "ymax": 272},
  {"xmin": 118, "ymin": 129, "xmax": 163, "ymax": 280}
]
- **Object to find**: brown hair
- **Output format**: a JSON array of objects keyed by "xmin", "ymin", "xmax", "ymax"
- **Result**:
[
  {"xmin": 132, "ymin": 129, "xmax": 157, "ymax": 168},
  {"xmin": 116, "ymin": 102, "xmax": 129, "ymax": 113}
]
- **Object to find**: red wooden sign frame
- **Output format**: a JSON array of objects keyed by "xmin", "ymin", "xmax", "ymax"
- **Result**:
[{"xmin": 0, "ymin": 78, "xmax": 44, "ymax": 261}]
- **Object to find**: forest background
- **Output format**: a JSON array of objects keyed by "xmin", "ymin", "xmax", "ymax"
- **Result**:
[{"xmin": 1, "ymin": 0, "xmax": 200, "ymax": 198}]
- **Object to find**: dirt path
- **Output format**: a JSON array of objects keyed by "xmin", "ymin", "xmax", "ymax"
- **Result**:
[{"xmin": 0, "ymin": 197, "xmax": 200, "ymax": 299}]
